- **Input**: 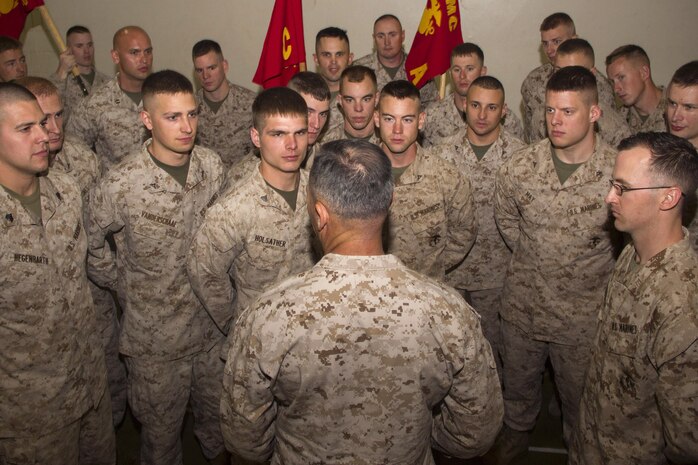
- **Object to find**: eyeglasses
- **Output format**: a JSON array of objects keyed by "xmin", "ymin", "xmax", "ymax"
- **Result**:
[{"xmin": 608, "ymin": 180, "xmax": 684, "ymax": 197}]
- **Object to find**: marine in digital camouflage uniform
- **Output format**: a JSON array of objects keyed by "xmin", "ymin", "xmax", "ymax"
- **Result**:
[
  {"xmin": 67, "ymin": 26, "xmax": 153, "ymax": 173},
  {"xmin": 422, "ymin": 42, "xmax": 524, "ymax": 146},
  {"xmin": 221, "ymin": 138, "xmax": 503, "ymax": 464},
  {"xmin": 354, "ymin": 14, "xmax": 438, "ymax": 107},
  {"xmin": 87, "ymin": 72, "xmax": 225, "ymax": 465},
  {"xmin": 492, "ymin": 68, "xmax": 619, "ymax": 459},
  {"xmin": 16, "ymin": 75, "xmax": 128, "ymax": 427},
  {"xmin": 521, "ymin": 13, "xmax": 577, "ymax": 143},
  {"xmin": 188, "ymin": 87, "xmax": 317, "ymax": 334},
  {"xmin": 440, "ymin": 76, "xmax": 527, "ymax": 379},
  {"xmin": 376, "ymin": 80, "xmax": 478, "ymax": 282},
  {"xmin": 0, "ymin": 83, "xmax": 113, "ymax": 465},
  {"xmin": 49, "ymin": 25, "xmax": 110, "ymax": 124},
  {"xmin": 192, "ymin": 39, "xmax": 256, "ymax": 168},
  {"xmin": 606, "ymin": 44, "xmax": 668, "ymax": 135},
  {"xmin": 570, "ymin": 132, "xmax": 698, "ymax": 465}
]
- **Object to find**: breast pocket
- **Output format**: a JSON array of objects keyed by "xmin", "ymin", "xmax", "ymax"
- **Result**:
[
  {"xmin": 128, "ymin": 216, "xmax": 180, "ymax": 271},
  {"xmin": 408, "ymin": 203, "xmax": 447, "ymax": 249}
]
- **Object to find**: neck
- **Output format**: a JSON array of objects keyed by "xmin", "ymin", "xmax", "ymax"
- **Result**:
[
  {"xmin": 467, "ymin": 124, "xmax": 500, "ymax": 146},
  {"xmin": 453, "ymin": 92, "xmax": 467, "ymax": 112},
  {"xmin": 148, "ymin": 142, "xmax": 190, "ymax": 167},
  {"xmin": 259, "ymin": 162, "xmax": 299, "ymax": 191},
  {"xmin": 631, "ymin": 216, "xmax": 684, "ymax": 264},
  {"xmin": 378, "ymin": 50, "xmax": 403, "ymax": 68},
  {"xmin": 0, "ymin": 172, "xmax": 39, "ymax": 197},
  {"xmin": 204, "ymin": 80, "xmax": 230, "ymax": 103},
  {"xmin": 553, "ymin": 133, "xmax": 596, "ymax": 164},
  {"xmin": 326, "ymin": 79, "xmax": 339, "ymax": 94},
  {"xmin": 118, "ymin": 72, "xmax": 143, "ymax": 93},
  {"xmin": 345, "ymin": 121, "xmax": 375, "ymax": 139},
  {"xmin": 321, "ymin": 222, "xmax": 385, "ymax": 256},
  {"xmin": 77, "ymin": 63, "xmax": 93, "ymax": 75},
  {"xmin": 382, "ymin": 142, "xmax": 418, "ymax": 168},
  {"xmin": 635, "ymin": 83, "xmax": 662, "ymax": 116}
]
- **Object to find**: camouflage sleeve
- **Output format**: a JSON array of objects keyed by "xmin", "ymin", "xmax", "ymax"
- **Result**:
[
  {"xmin": 65, "ymin": 97, "xmax": 97, "ymax": 149},
  {"xmin": 493, "ymin": 161, "xmax": 520, "ymax": 249},
  {"xmin": 186, "ymin": 202, "xmax": 243, "ymax": 334},
  {"xmin": 444, "ymin": 171, "xmax": 478, "ymax": 271},
  {"xmin": 503, "ymin": 111, "xmax": 526, "ymax": 142},
  {"xmin": 521, "ymin": 80, "xmax": 534, "ymax": 145},
  {"xmin": 431, "ymin": 300, "xmax": 504, "ymax": 457},
  {"xmin": 85, "ymin": 180, "xmax": 121, "ymax": 289},
  {"xmin": 420, "ymin": 80, "xmax": 440, "ymax": 107},
  {"xmin": 220, "ymin": 308, "xmax": 277, "ymax": 462}
]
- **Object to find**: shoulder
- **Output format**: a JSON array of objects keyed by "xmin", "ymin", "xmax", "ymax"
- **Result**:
[
  {"xmin": 45, "ymin": 170, "xmax": 81, "ymax": 197},
  {"xmin": 500, "ymin": 130, "xmax": 527, "ymax": 154},
  {"xmin": 522, "ymin": 64, "xmax": 552, "ymax": 90},
  {"xmin": 353, "ymin": 53, "xmax": 376, "ymax": 68},
  {"xmin": 193, "ymin": 145, "xmax": 224, "ymax": 169}
]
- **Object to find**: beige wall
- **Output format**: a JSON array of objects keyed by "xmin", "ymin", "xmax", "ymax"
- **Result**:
[{"xmin": 20, "ymin": 0, "xmax": 698, "ymax": 119}]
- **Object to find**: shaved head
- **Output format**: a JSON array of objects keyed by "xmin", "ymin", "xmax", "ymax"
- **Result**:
[{"xmin": 113, "ymin": 26, "xmax": 150, "ymax": 49}]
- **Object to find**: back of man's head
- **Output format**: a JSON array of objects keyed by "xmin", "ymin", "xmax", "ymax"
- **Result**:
[
  {"xmin": 315, "ymin": 27, "xmax": 350, "ymax": 48},
  {"xmin": 546, "ymin": 65, "xmax": 598, "ymax": 105},
  {"xmin": 340, "ymin": 66, "xmax": 377, "ymax": 90},
  {"xmin": 619, "ymin": 132, "xmax": 698, "ymax": 201},
  {"xmin": 252, "ymin": 87, "xmax": 308, "ymax": 131},
  {"xmin": 540, "ymin": 12, "xmax": 575, "ymax": 33},
  {"xmin": 14, "ymin": 76, "xmax": 59, "ymax": 99},
  {"xmin": 0, "ymin": 82, "xmax": 37, "ymax": 119},
  {"xmin": 0, "ymin": 36, "xmax": 22, "ymax": 54},
  {"xmin": 670, "ymin": 60, "xmax": 698, "ymax": 88},
  {"xmin": 192, "ymin": 39, "xmax": 223, "ymax": 60},
  {"xmin": 556, "ymin": 38, "xmax": 595, "ymax": 64},
  {"xmin": 287, "ymin": 71, "xmax": 331, "ymax": 102},
  {"xmin": 379, "ymin": 80, "xmax": 420, "ymax": 106},
  {"xmin": 451, "ymin": 42, "xmax": 484, "ymax": 64},
  {"xmin": 142, "ymin": 70, "xmax": 193, "ymax": 109},
  {"xmin": 605, "ymin": 44, "xmax": 650, "ymax": 68},
  {"xmin": 310, "ymin": 139, "xmax": 393, "ymax": 220},
  {"xmin": 469, "ymin": 75, "xmax": 505, "ymax": 96}
]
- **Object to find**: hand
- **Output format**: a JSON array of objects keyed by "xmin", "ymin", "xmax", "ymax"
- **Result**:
[{"xmin": 55, "ymin": 50, "xmax": 77, "ymax": 80}]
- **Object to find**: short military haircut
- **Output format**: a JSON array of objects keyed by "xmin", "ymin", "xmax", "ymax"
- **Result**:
[
  {"xmin": 315, "ymin": 27, "xmax": 350, "ymax": 48},
  {"xmin": 618, "ymin": 131, "xmax": 698, "ymax": 199},
  {"xmin": 192, "ymin": 39, "xmax": 222, "ymax": 59},
  {"xmin": 670, "ymin": 60, "xmax": 698, "ymax": 88},
  {"xmin": 340, "ymin": 65, "xmax": 377, "ymax": 89},
  {"xmin": 0, "ymin": 82, "xmax": 37, "ymax": 118},
  {"xmin": 0, "ymin": 36, "xmax": 22, "ymax": 54},
  {"xmin": 451, "ymin": 42, "xmax": 484, "ymax": 64},
  {"xmin": 287, "ymin": 72, "xmax": 331, "ymax": 102},
  {"xmin": 67, "ymin": 25, "xmax": 90, "ymax": 38},
  {"xmin": 374, "ymin": 14, "xmax": 401, "ymax": 28},
  {"xmin": 310, "ymin": 139, "xmax": 393, "ymax": 220},
  {"xmin": 605, "ymin": 44, "xmax": 650, "ymax": 68},
  {"xmin": 546, "ymin": 66, "xmax": 598, "ymax": 105},
  {"xmin": 556, "ymin": 38, "xmax": 595, "ymax": 64},
  {"xmin": 252, "ymin": 86, "xmax": 307, "ymax": 130},
  {"xmin": 142, "ymin": 70, "xmax": 193, "ymax": 108},
  {"xmin": 469, "ymin": 75, "xmax": 505, "ymax": 98},
  {"xmin": 540, "ymin": 12, "xmax": 575, "ymax": 33},
  {"xmin": 14, "ymin": 76, "xmax": 59, "ymax": 99},
  {"xmin": 379, "ymin": 80, "xmax": 420, "ymax": 106}
]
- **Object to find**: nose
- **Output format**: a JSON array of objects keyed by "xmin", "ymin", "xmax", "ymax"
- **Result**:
[
  {"xmin": 669, "ymin": 106, "xmax": 682, "ymax": 122},
  {"xmin": 286, "ymin": 133, "xmax": 298, "ymax": 150},
  {"xmin": 309, "ymin": 113, "xmax": 320, "ymax": 130},
  {"xmin": 392, "ymin": 119, "xmax": 403, "ymax": 134},
  {"xmin": 604, "ymin": 186, "xmax": 617, "ymax": 205},
  {"xmin": 354, "ymin": 100, "xmax": 363, "ymax": 113},
  {"xmin": 46, "ymin": 115, "xmax": 60, "ymax": 136},
  {"xmin": 181, "ymin": 117, "xmax": 193, "ymax": 134},
  {"xmin": 478, "ymin": 107, "xmax": 487, "ymax": 120},
  {"xmin": 35, "ymin": 124, "xmax": 49, "ymax": 143},
  {"xmin": 613, "ymin": 81, "xmax": 623, "ymax": 94}
]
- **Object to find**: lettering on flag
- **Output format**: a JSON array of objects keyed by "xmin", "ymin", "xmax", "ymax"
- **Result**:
[
  {"xmin": 409, "ymin": 63, "xmax": 428, "ymax": 86},
  {"xmin": 417, "ymin": 0, "xmax": 442, "ymax": 36},
  {"xmin": 282, "ymin": 27, "xmax": 292, "ymax": 60}
]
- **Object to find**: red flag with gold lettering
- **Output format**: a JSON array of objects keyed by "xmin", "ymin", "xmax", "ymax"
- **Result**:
[
  {"xmin": 0, "ymin": 0, "xmax": 44, "ymax": 39},
  {"xmin": 253, "ymin": 0, "xmax": 306, "ymax": 88},
  {"xmin": 405, "ymin": 0, "xmax": 463, "ymax": 89}
]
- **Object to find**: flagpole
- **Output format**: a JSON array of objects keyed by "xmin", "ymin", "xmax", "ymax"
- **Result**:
[
  {"xmin": 37, "ymin": 6, "xmax": 82, "ymax": 81},
  {"xmin": 438, "ymin": 72, "xmax": 448, "ymax": 100}
]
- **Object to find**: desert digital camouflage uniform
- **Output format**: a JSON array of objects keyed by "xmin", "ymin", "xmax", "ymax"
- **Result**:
[
  {"xmin": 439, "ymin": 128, "xmax": 526, "ymax": 373},
  {"xmin": 67, "ymin": 74, "xmax": 149, "ymax": 173},
  {"xmin": 570, "ymin": 233, "xmax": 698, "ymax": 465},
  {"xmin": 87, "ymin": 141, "xmax": 225, "ymax": 464},
  {"xmin": 422, "ymin": 93, "xmax": 525, "ymax": 146},
  {"xmin": 354, "ymin": 52, "xmax": 439, "ymax": 106},
  {"xmin": 622, "ymin": 86, "xmax": 668, "ymax": 134},
  {"xmin": 521, "ymin": 63, "xmax": 554, "ymax": 143},
  {"xmin": 320, "ymin": 124, "xmax": 381, "ymax": 146},
  {"xmin": 0, "ymin": 172, "xmax": 114, "ymax": 463},
  {"xmin": 49, "ymin": 69, "xmax": 110, "ymax": 123},
  {"xmin": 51, "ymin": 134, "xmax": 128, "ymax": 425},
  {"xmin": 187, "ymin": 165, "xmax": 316, "ymax": 333},
  {"xmin": 221, "ymin": 253, "xmax": 504, "ymax": 464},
  {"xmin": 494, "ymin": 137, "xmax": 619, "ymax": 438},
  {"xmin": 325, "ymin": 92, "xmax": 344, "ymax": 133},
  {"xmin": 386, "ymin": 145, "xmax": 478, "ymax": 282},
  {"xmin": 195, "ymin": 81, "xmax": 256, "ymax": 168}
]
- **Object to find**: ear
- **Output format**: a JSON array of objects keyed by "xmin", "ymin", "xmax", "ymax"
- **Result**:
[
  {"xmin": 481, "ymin": 65, "xmax": 488, "ymax": 76},
  {"xmin": 659, "ymin": 187, "xmax": 683, "ymax": 211},
  {"xmin": 222, "ymin": 59, "xmax": 229, "ymax": 75},
  {"xmin": 250, "ymin": 127, "xmax": 261, "ymax": 148},
  {"xmin": 373, "ymin": 109, "xmax": 381, "ymax": 128},
  {"xmin": 589, "ymin": 104, "xmax": 602, "ymax": 123},
  {"xmin": 418, "ymin": 110, "xmax": 426, "ymax": 131},
  {"xmin": 313, "ymin": 53, "xmax": 319, "ymax": 66},
  {"xmin": 502, "ymin": 102, "xmax": 509, "ymax": 118},
  {"xmin": 348, "ymin": 52, "xmax": 354, "ymax": 65},
  {"xmin": 314, "ymin": 200, "xmax": 330, "ymax": 233},
  {"xmin": 140, "ymin": 110, "xmax": 153, "ymax": 131},
  {"xmin": 639, "ymin": 64, "xmax": 651, "ymax": 81},
  {"xmin": 110, "ymin": 49, "xmax": 119, "ymax": 65}
]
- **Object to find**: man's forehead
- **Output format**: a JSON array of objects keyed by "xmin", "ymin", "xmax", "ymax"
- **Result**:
[
  {"xmin": 452, "ymin": 54, "xmax": 482, "ymax": 67},
  {"xmin": 262, "ymin": 112, "xmax": 307, "ymax": 128},
  {"xmin": 467, "ymin": 86, "xmax": 504, "ymax": 104},
  {"xmin": 68, "ymin": 32, "xmax": 92, "ymax": 44},
  {"xmin": 0, "ymin": 48, "xmax": 23, "ymax": 60},
  {"xmin": 0, "ymin": 99, "xmax": 43, "ymax": 122},
  {"xmin": 36, "ymin": 93, "xmax": 63, "ymax": 111},
  {"xmin": 669, "ymin": 83, "xmax": 698, "ymax": 101},
  {"xmin": 541, "ymin": 25, "xmax": 574, "ymax": 39},
  {"xmin": 194, "ymin": 51, "xmax": 223, "ymax": 65},
  {"xmin": 116, "ymin": 31, "xmax": 151, "ymax": 50},
  {"xmin": 545, "ymin": 89, "xmax": 586, "ymax": 104},
  {"xmin": 301, "ymin": 93, "xmax": 330, "ymax": 111},
  {"xmin": 341, "ymin": 78, "xmax": 375, "ymax": 95},
  {"xmin": 374, "ymin": 18, "xmax": 401, "ymax": 34},
  {"xmin": 317, "ymin": 36, "xmax": 349, "ymax": 53},
  {"xmin": 379, "ymin": 95, "xmax": 419, "ymax": 112}
]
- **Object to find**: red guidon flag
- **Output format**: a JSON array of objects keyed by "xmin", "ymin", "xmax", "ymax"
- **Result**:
[
  {"xmin": 253, "ymin": 0, "xmax": 306, "ymax": 89},
  {"xmin": 0, "ymin": 0, "xmax": 44, "ymax": 39},
  {"xmin": 405, "ymin": 0, "xmax": 463, "ymax": 89}
]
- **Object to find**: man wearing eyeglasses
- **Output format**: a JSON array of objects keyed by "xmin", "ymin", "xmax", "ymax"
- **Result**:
[
  {"xmin": 491, "ymin": 66, "xmax": 620, "ymax": 462},
  {"xmin": 570, "ymin": 132, "xmax": 698, "ymax": 464}
]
